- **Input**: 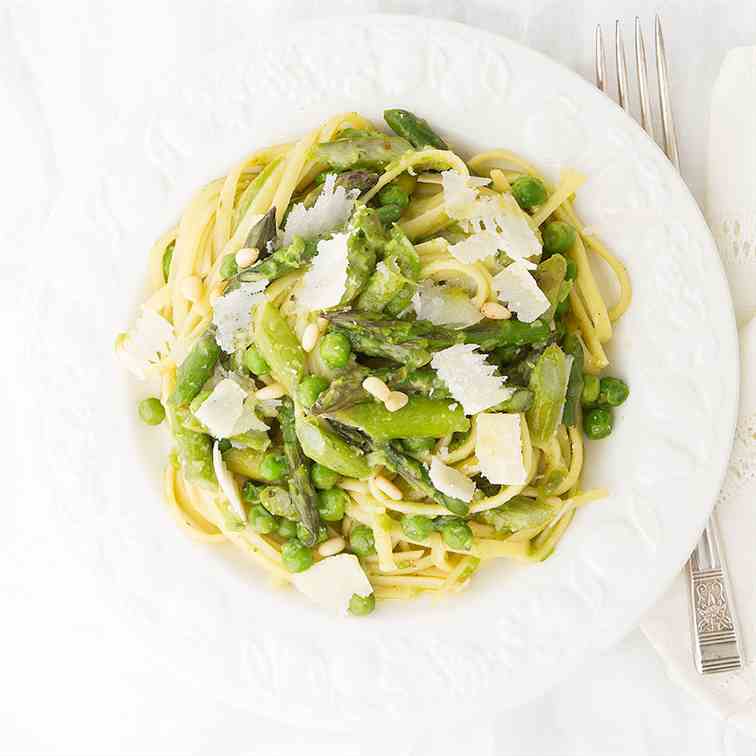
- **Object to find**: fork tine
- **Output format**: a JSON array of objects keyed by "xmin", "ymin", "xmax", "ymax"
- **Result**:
[
  {"xmin": 655, "ymin": 14, "xmax": 680, "ymax": 168},
  {"xmin": 634, "ymin": 17, "xmax": 655, "ymax": 139},
  {"xmin": 615, "ymin": 20, "xmax": 630, "ymax": 110},
  {"xmin": 594, "ymin": 24, "xmax": 607, "ymax": 91}
]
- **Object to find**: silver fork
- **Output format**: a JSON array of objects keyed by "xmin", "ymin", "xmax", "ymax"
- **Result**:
[{"xmin": 594, "ymin": 16, "xmax": 743, "ymax": 675}]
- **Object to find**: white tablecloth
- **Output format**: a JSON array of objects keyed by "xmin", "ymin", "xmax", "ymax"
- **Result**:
[{"xmin": 2, "ymin": 1, "xmax": 755, "ymax": 754}]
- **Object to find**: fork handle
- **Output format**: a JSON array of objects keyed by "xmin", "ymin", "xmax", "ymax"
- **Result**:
[{"xmin": 688, "ymin": 515, "xmax": 743, "ymax": 674}]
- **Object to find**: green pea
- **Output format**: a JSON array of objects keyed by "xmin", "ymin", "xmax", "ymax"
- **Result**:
[
  {"xmin": 260, "ymin": 452, "xmax": 287, "ymax": 481},
  {"xmin": 249, "ymin": 504, "xmax": 276, "ymax": 534},
  {"xmin": 584, "ymin": 406, "xmax": 614, "ymax": 440},
  {"xmin": 598, "ymin": 377, "xmax": 629, "ymax": 407},
  {"xmin": 440, "ymin": 519, "xmax": 473, "ymax": 550},
  {"xmin": 349, "ymin": 525, "xmax": 376, "ymax": 557},
  {"xmin": 298, "ymin": 375, "xmax": 330, "ymax": 409},
  {"xmin": 400, "ymin": 514, "xmax": 434, "ymax": 541},
  {"xmin": 542, "ymin": 222, "xmax": 577, "ymax": 257},
  {"xmin": 281, "ymin": 539, "xmax": 313, "ymax": 572},
  {"xmin": 377, "ymin": 204, "xmax": 403, "ymax": 224},
  {"xmin": 138, "ymin": 397, "xmax": 165, "ymax": 425},
  {"xmin": 242, "ymin": 480, "xmax": 261, "ymax": 504},
  {"xmin": 401, "ymin": 437, "xmax": 436, "ymax": 455},
  {"xmin": 297, "ymin": 523, "xmax": 328, "ymax": 544},
  {"xmin": 317, "ymin": 488, "xmax": 348, "ymax": 521},
  {"xmin": 565, "ymin": 260, "xmax": 578, "ymax": 281},
  {"xmin": 162, "ymin": 243, "xmax": 174, "ymax": 283},
  {"xmin": 581, "ymin": 374, "xmax": 600, "ymax": 406},
  {"xmin": 218, "ymin": 438, "xmax": 232, "ymax": 453},
  {"xmin": 243, "ymin": 345, "xmax": 270, "ymax": 376},
  {"xmin": 319, "ymin": 332, "xmax": 352, "ymax": 369},
  {"xmin": 311, "ymin": 463, "xmax": 341, "ymax": 490},
  {"xmin": 348, "ymin": 592, "xmax": 376, "ymax": 616},
  {"xmin": 377, "ymin": 184, "xmax": 410, "ymax": 210},
  {"xmin": 220, "ymin": 253, "xmax": 238, "ymax": 279},
  {"xmin": 276, "ymin": 518, "xmax": 298, "ymax": 539},
  {"xmin": 511, "ymin": 176, "xmax": 547, "ymax": 210}
]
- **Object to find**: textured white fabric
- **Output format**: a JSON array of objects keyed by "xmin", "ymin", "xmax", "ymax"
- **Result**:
[
  {"xmin": 641, "ymin": 48, "xmax": 756, "ymax": 740},
  {"xmin": 706, "ymin": 48, "xmax": 756, "ymax": 326}
]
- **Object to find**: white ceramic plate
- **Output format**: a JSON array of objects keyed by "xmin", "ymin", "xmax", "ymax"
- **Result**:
[{"xmin": 97, "ymin": 15, "xmax": 737, "ymax": 727}]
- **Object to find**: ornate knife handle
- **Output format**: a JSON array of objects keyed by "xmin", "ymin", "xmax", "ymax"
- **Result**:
[{"xmin": 688, "ymin": 515, "xmax": 743, "ymax": 674}]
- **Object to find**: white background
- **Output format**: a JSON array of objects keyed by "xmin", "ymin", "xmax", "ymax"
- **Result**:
[{"xmin": 2, "ymin": 1, "xmax": 755, "ymax": 754}]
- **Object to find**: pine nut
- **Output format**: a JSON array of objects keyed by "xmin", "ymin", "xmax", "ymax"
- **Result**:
[
  {"xmin": 373, "ymin": 475, "xmax": 403, "ymax": 501},
  {"xmin": 384, "ymin": 391, "xmax": 408, "ymax": 412},
  {"xmin": 235, "ymin": 247, "xmax": 259, "ymax": 268},
  {"xmin": 481, "ymin": 301, "xmax": 511, "ymax": 320},
  {"xmin": 255, "ymin": 383, "xmax": 285, "ymax": 400},
  {"xmin": 301, "ymin": 323, "xmax": 320, "ymax": 352},
  {"xmin": 180, "ymin": 276, "xmax": 203, "ymax": 303},
  {"xmin": 490, "ymin": 168, "xmax": 510, "ymax": 193},
  {"xmin": 318, "ymin": 536, "xmax": 346, "ymax": 557},
  {"xmin": 362, "ymin": 376, "xmax": 391, "ymax": 402}
]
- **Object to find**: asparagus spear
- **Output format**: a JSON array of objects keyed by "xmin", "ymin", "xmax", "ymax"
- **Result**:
[
  {"xmin": 168, "ymin": 406, "xmax": 216, "ymax": 487},
  {"xmin": 279, "ymin": 398, "xmax": 320, "ymax": 546},
  {"xmin": 379, "ymin": 442, "xmax": 469, "ymax": 516},
  {"xmin": 527, "ymin": 344, "xmax": 569, "ymax": 445},
  {"xmin": 237, "ymin": 235, "xmax": 319, "ymax": 284},
  {"xmin": 244, "ymin": 207, "xmax": 278, "ymax": 254},
  {"xmin": 383, "ymin": 109, "xmax": 449, "ymax": 150},
  {"xmin": 462, "ymin": 318, "xmax": 551, "ymax": 351},
  {"xmin": 311, "ymin": 369, "xmax": 371, "ymax": 414},
  {"xmin": 476, "ymin": 495, "xmax": 556, "ymax": 535},
  {"xmin": 330, "ymin": 396, "xmax": 469, "ymax": 441},
  {"xmin": 333, "ymin": 327, "xmax": 433, "ymax": 369},
  {"xmin": 533, "ymin": 254, "xmax": 567, "ymax": 322},
  {"xmin": 342, "ymin": 232, "xmax": 377, "ymax": 305},
  {"xmin": 316, "ymin": 135, "xmax": 413, "ymax": 171},
  {"xmin": 561, "ymin": 333, "xmax": 584, "ymax": 427},
  {"xmin": 325, "ymin": 419, "xmax": 373, "ymax": 453},
  {"xmin": 323, "ymin": 310, "xmax": 460, "ymax": 346},
  {"xmin": 294, "ymin": 412, "xmax": 371, "ymax": 479},
  {"xmin": 489, "ymin": 387, "xmax": 534, "ymax": 413},
  {"xmin": 170, "ymin": 332, "xmax": 221, "ymax": 406}
]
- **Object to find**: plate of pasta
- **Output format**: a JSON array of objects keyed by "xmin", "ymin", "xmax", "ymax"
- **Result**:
[{"xmin": 105, "ymin": 15, "xmax": 737, "ymax": 725}]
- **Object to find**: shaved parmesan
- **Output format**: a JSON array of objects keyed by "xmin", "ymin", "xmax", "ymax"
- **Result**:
[
  {"xmin": 212, "ymin": 280, "xmax": 268, "ymax": 353},
  {"xmin": 297, "ymin": 232, "xmax": 349, "ymax": 312},
  {"xmin": 448, "ymin": 230, "xmax": 504, "ymax": 263},
  {"xmin": 412, "ymin": 280, "xmax": 482, "ymax": 328},
  {"xmin": 282, "ymin": 174, "xmax": 358, "ymax": 246},
  {"xmin": 491, "ymin": 261, "xmax": 550, "ymax": 323},
  {"xmin": 212, "ymin": 441, "xmax": 246, "ymax": 523},
  {"xmin": 292, "ymin": 554, "xmax": 373, "ymax": 614},
  {"xmin": 443, "ymin": 183, "xmax": 541, "ymax": 269},
  {"xmin": 431, "ymin": 344, "xmax": 514, "ymax": 415},
  {"xmin": 116, "ymin": 307, "xmax": 174, "ymax": 379},
  {"xmin": 441, "ymin": 170, "xmax": 480, "ymax": 219},
  {"xmin": 429, "ymin": 456, "xmax": 476, "ymax": 502},
  {"xmin": 476, "ymin": 413, "xmax": 528, "ymax": 485},
  {"xmin": 194, "ymin": 378, "xmax": 265, "ymax": 439}
]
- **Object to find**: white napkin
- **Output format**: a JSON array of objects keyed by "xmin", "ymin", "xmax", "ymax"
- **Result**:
[{"xmin": 641, "ymin": 47, "xmax": 756, "ymax": 738}]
